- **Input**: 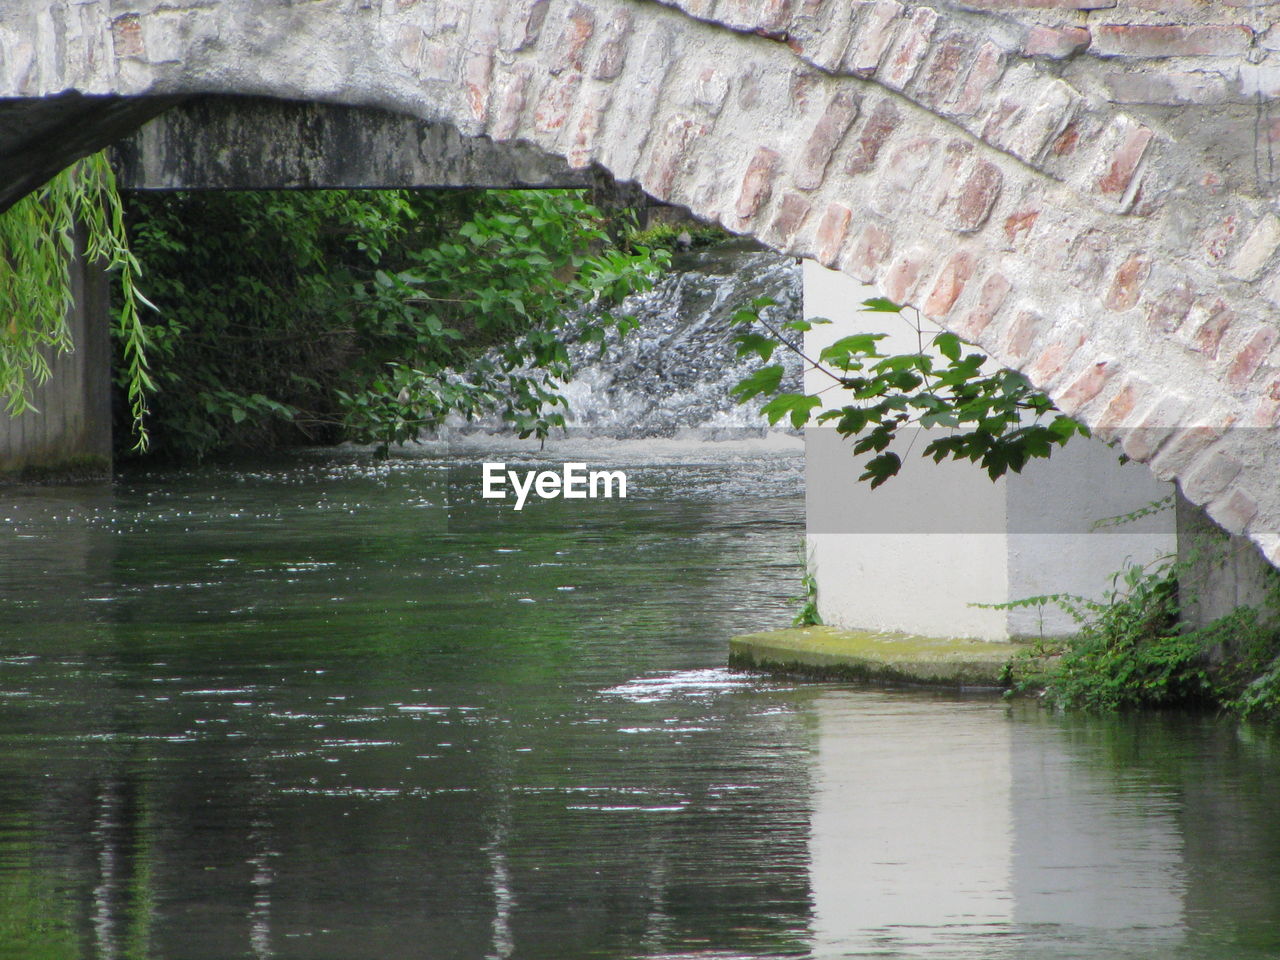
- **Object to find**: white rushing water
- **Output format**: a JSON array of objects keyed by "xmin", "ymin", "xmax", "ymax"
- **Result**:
[{"xmin": 450, "ymin": 239, "xmax": 803, "ymax": 440}]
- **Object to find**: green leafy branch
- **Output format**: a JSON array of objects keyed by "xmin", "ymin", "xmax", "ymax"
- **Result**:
[
  {"xmin": 0, "ymin": 151, "xmax": 154, "ymax": 448},
  {"xmin": 730, "ymin": 295, "xmax": 1089, "ymax": 487}
]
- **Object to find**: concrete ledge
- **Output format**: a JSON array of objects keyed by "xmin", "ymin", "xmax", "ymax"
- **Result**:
[{"xmin": 728, "ymin": 626, "xmax": 1029, "ymax": 688}]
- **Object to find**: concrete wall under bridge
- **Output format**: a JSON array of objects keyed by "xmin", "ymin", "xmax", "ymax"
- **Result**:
[
  {"xmin": 0, "ymin": 226, "xmax": 112, "ymax": 481},
  {"xmin": 803, "ymin": 260, "xmax": 1274, "ymax": 638}
]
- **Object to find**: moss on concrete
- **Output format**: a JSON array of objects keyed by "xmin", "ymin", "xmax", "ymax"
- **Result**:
[{"xmin": 729, "ymin": 625, "xmax": 1030, "ymax": 688}]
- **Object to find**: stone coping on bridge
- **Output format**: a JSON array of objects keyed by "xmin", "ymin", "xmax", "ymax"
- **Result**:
[{"xmin": 728, "ymin": 625, "xmax": 1029, "ymax": 688}]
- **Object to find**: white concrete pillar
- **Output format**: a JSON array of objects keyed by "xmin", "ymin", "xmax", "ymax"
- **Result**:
[{"xmin": 802, "ymin": 260, "xmax": 1175, "ymax": 640}]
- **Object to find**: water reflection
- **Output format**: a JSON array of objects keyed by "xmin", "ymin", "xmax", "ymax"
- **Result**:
[
  {"xmin": 807, "ymin": 691, "xmax": 1280, "ymax": 959},
  {"xmin": 1, "ymin": 450, "xmax": 1279, "ymax": 959}
]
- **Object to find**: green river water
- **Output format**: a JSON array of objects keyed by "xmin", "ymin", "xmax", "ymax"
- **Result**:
[{"xmin": 1, "ymin": 440, "xmax": 1278, "ymax": 959}]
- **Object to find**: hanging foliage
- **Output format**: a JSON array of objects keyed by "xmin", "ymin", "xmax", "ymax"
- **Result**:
[{"xmin": 0, "ymin": 151, "xmax": 153, "ymax": 448}]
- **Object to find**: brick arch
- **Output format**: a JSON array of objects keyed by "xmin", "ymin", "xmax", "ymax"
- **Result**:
[{"xmin": 4, "ymin": 0, "xmax": 1279, "ymax": 563}]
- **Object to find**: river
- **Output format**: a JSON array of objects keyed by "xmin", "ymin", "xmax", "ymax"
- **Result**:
[{"xmin": 1, "ymin": 438, "xmax": 1279, "ymax": 959}]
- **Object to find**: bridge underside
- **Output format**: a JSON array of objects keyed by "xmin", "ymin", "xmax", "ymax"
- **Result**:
[
  {"xmin": 112, "ymin": 95, "xmax": 594, "ymax": 192},
  {"xmin": 0, "ymin": 93, "xmax": 177, "ymax": 213}
]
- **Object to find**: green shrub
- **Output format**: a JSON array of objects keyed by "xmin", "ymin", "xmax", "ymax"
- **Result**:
[
  {"xmin": 115, "ymin": 188, "xmax": 667, "ymax": 461},
  {"xmin": 1009, "ymin": 559, "xmax": 1280, "ymax": 717}
]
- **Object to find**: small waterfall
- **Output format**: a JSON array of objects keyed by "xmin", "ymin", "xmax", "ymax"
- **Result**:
[
  {"xmin": 449, "ymin": 239, "xmax": 803, "ymax": 440},
  {"xmin": 559, "ymin": 239, "xmax": 803, "ymax": 438}
]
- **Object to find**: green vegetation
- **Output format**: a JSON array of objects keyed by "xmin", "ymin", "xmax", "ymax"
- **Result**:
[
  {"xmin": 0, "ymin": 156, "xmax": 669, "ymax": 462},
  {"xmin": 792, "ymin": 546, "xmax": 821, "ymax": 627},
  {"xmin": 116, "ymin": 187, "xmax": 666, "ymax": 460},
  {"xmin": 1004, "ymin": 556, "xmax": 1280, "ymax": 718},
  {"xmin": 0, "ymin": 151, "xmax": 153, "ymax": 447},
  {"xmin": 624, "ymin": 218, "xmax": 727, "ymax": 253},
  {"xmin": 730, "ymin": 295, "xmax": 1087, "ymax": 487}
]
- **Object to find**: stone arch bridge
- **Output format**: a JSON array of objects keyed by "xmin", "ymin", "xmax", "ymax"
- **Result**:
[{"xmin": 3, "ymin": 0, "xmax": 1280, "ymax": 566}]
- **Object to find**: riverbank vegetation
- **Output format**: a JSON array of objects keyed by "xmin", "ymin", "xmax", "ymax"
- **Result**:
[
  {"xmin": 1005, "ymin": 554, "xmax": 1280, "ymax": 719},
  {"xmin": 114, "ymin": 187, "xmax": 667, "ymax": 461}
]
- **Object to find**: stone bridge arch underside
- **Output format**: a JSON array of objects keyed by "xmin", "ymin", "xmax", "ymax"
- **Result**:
[{"xmin": 4, "ymin": 0, "xmax": 1280, "ymax": 565}]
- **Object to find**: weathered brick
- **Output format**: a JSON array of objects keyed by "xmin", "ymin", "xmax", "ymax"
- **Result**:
[
  {"xmin": 789, "ymin": 72, "xmax": 821, "ymax": 113},
  {"xmin": 844, "ymin": 99, "xmax": 900, "ymax": 175},
  {"xmin": 1202, "ymin": 214, "xmax": 1240, "ymax": 265},
  {"xmin": 549, "ymin": 4, "xmax": 595, "ymax": 76},
  {"xmin": 591, "ymin": 9, "xmax": 633, "ymax": 80},
  {"xmin": 1023, "ymin": 26, "xmax": 1091, "ymax": 59},
  {"xmin": 1145, "ymin": 281, "xmax": 1194, "ymax": 333},
  {"xmin": 1097, "ymin": 121, "xmax": 1154, "ymax": 201},
  {"xmin": 922, "ymin": 250, "xmax": 975, "ymax": 318},
  {"xmin": 1092, "ymin": 24, "xmax": 1253, "ymax": 59},
  {"xmin": 1002, "ymin": 309, "xmax": 1042, "ymax": 364},
  {"xmin": 720, "ymin": 0, "xmax": 792, "ymax": 33},
  {"xmin": 1056, "ymin": 360, "xmax": 1114, "ymax": 413},
  {"xmin": 463, "ymin": 47, "xmax": 494, "ymax": 121},
  {"xmin": 952, "ymin": 271, "xmax": 1010, "ymax": 340},
  {"xmin": 735, "ymin": 147, "xmax": 782, "ymax": 221},
  {"xmin": 417, "ymin": 40, "xmax": 456, "ymax": 82},
  {"xmin": 1096, "ymin": 378, "xmax": 1143, "ymax": 437},
  {"xmin": 500, "ymin": 0, "xmax": 551, "ymax": 52},
  {"xmin": 982, "ymin": 77, "xmax": 1080, "ymax": 163},
  {"xmin": 931, "ymin": 139, "xmax": 975, "ymax": 208},
  {"xmin": 1249, "ymin": 397, "xmax": 1280, "ymax": 428},
  {"xmin": 1229, "ymin": 213, "xmax": 1280, "ymax": 282},
  {"xmin": 566, "ymin": 87, "xmax": 611, "ymax": 168},
  {"xmin": 1148, "ymin": 424, "xmax": 1222, "ymax": 479},
  {"xmin": 534, "ymin": 71, "xmax": 582, "ymax": 133},
  {"xmin": 1003, "ymin": 208, "xmax": 1039, "ymax": 245},
  {"xmin": 1027, "ymin": 344, "xmax": 1069, "ymax": 387},
  {"xmin": 880, "ymin": 6, "xmax": 938, "ymax": 89},
  {"xmin": 882, "ymin": 248, "xmax": 926, "ymax": 304},
  {"xmin": 1209, "ymin": 487, "xmax": 1259, "ymax": 535},
  {"xmin": 489, "ymin": 65, "xmax": 533, "ymax": 140},
  {"xmin": 870, "ymin": 136, "xmax": 937, "ymax": 218},
  {"xmin": 111, "ymin": 13, "xmax": 144, "ymax": 59},
  {"xmin": 844, "ymin": 0, "xmax": 903, "ymax": 77},
  {"xmin": 814, "ymin": 203, "xmax": 853, "ymax": 266},
  {"xmin": 1187, "ymin": 298, "xmax": 1234, "ymax": 359},
  {"xmin": 692, "ymin": 67, "xmax": 730, "ymax": 115},
  {"xmin": 1240, "ymin": 64, "xmax": 1280, "ymax": 102},
  {"xmin": 1120, "ymin": 395, "xmax": 1193, "ymax": 463},
  {"xmin": 1227, "ymin": 327, "xmax": 1279, "ymax": 387},
  {"xmin": 1104, "ymin": 71, "xmax": 1233, "ymax": 105},
  {"xmin": 951, "ymin": 41, "xmax": 1003, "ymax": 117},
  {"xmin": 1051, "ymin": 121, "xmax": 1081, "ymax": 157},
  {"xmin": 944, "ymin": 160, "xmax": 1002, "ymax": 234},
  {"xmin": 395, "ymin": 25, "xmax": 424, "ymax": 71},
  {"xmin": 809, "ymin": 6, "xmax": 859, "ymax": 71},
  {"xmin": 1104, "ymin": 255, "xmax": 1150, "ymax": 311},
  {"xmin": 642, "ymin": 114, "xmax": 706, "ymax": 200},
  {"xmin": 1068, "ymin": 229, "xmax": 1111, "ymax": 286},
  {"xmin": 1181, "ymin": 450, "xmax": 1244, "ymax": 505},
  {"xmin": 843, "ymin": 222, "xmax": 893, "ymax": 282},
  {"xmin": 767, "ymin": 192, "xmax": 813, "ymax": 246},
  {"xmin": 917, "ymin": 31, "xmax": 973, "ymax": 106},
  {"xmin": 794, "ymin": 91, "xmax": 860, "ymax": 190}
]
